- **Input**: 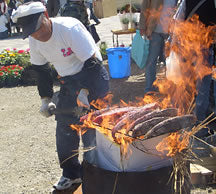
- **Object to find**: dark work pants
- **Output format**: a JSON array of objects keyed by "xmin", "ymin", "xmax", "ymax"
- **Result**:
[
  {"xmin": 55, "ymin": 58, "xmax": 109, "ymax": 179},
  {"xmin": 144, "ymin": 32, "xmax": 166, "ymax": 93},
  {"xmin": 56, "ymin": 121, "xmax": 96, "ymax": 179}
]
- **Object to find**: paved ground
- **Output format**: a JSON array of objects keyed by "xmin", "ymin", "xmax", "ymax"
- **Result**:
[{"xmin": 0, "ymin": 15, "xmax": 134, "ymax": 52}]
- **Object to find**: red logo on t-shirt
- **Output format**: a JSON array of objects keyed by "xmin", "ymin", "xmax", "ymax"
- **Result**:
[{"xmin": 61, "ymin": 48, "xmax": 73, "ymax": 57}]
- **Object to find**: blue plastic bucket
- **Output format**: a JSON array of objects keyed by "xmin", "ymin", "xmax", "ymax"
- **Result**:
[{"xmin": 106, "ymin": 47, "xmax": 131, "ymax": 78}]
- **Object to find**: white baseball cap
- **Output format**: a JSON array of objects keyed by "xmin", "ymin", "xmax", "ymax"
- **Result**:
[{"xmin": 11, "ymin": 1, "xmax": 46, "ymax": 39}]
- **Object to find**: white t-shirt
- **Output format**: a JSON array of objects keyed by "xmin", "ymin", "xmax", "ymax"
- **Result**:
[
  {"xmin": 0, "ymin": 15, "xmax": 8, "ymax": 32},
  {"xmin": 29, "ymin": 17, "xmax": 102, "ymax": 77}
]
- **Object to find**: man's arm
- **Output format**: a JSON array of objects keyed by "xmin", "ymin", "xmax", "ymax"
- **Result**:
[
  {"xmin": 139, "ymin": 0, "xmax": 149, "ymax": 36},
  {"xmin": 32, "ymin": 63, "xmax": 54, "ymax": 98},
  {"xmin": 32, "ymin": 63, "xmax": 56, "ymax": 117}
]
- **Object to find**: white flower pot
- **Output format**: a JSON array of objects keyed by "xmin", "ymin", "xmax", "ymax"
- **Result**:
[
  {"xmin": 130, "ymin": 22, "xmax": 136, "ymax": 29},
  {"xmin": 121, "ymin": 23, "xmax": 129, "ymax": 30}
]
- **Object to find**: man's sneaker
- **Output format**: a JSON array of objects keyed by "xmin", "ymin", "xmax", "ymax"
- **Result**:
[{"xmin": 53, "ymin": 176, "xmax": 82, "ymax": 190}]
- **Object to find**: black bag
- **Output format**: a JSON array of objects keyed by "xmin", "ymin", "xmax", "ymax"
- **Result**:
[{"xmin": 87, "ymin": 24, "xmax": 100, "ymax": 43}]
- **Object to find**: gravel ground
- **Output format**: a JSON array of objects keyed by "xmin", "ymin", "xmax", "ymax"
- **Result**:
[{"xmin": 0, "ymin": 85, "xmax": 60, "ymax": 193}]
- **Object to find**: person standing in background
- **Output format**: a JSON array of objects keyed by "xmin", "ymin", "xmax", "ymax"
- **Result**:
[
  {"xmin": 47, "ymin": 0, "xmax": 60, "ymax": 17},
  {"xmin": 7, "ymin": 0, "xmax": 16, "ymax": 35},
  {"xmin": 0, "ymin": 0, "xmax": 8, "ymax": 14},
  {"xmin": 0, "ymin": 0, "xmax": 10, "ymax": 35},
  {"xmin": 0, "ymin": 9, "xmax": 9, "ymax": 39},
  {"xmin": 176, "ymin": 0, "xmax": 216, "ymax": 137},
  {"xmin": 85, "ymin": 0, "xmax": 100, "ymax": 25},
  {"xmin": 60, "ymin": 0, "xmax": 89, "ymax": 28},
  {"xmin": 56, "ymin": 0, "xmax": 100, "ymax": 43},
  {"xmin": 139, "ymin": 0, "xmax": 178, "ymax": 94}
]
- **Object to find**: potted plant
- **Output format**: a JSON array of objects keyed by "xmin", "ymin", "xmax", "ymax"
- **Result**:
[
  {"xmin": 99, "ymin": 41, "xmax": 108, "ymax": 60},
  {"xmin": 130, "ymin": 16, "xmax": 137, "ymax": 29},
  {"xmin": 120, "ymin": 4, "xmax": 137, "ymax": 13},
  {"xmin": 120, "ymin": 17, "xmax": 129, "ymax": 30}
]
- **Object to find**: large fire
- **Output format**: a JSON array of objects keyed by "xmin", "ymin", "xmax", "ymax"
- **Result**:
[
  {"xmin": 156, "ymin": 132, "xmax": 191, "ymax": 157},
  {"xmin": 70, "ymin": 15, "xmax": 216, "ymax": 157},
  {"xmin": 155, "ymin": 15, "xmax": 215, "ymax": 155}
]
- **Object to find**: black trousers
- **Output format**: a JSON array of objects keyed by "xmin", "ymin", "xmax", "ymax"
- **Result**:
[{"xmin": 55, "ymin": 58, "xmax": 109, "ymax": 179}]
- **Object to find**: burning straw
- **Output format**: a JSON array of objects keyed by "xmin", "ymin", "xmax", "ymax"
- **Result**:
[
  {"xmin": 69, "ymin": 12, "xmax": 216, "ymax": 194},
  {"xmin": 155, "ymin": 111, "xmax": 216, "ymax": 193}
]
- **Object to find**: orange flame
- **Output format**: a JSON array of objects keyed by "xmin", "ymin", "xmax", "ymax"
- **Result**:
[
  {"xmin": 155, "ymin": 15, "xmax": 216, "ymax": 114},
  {"xmin": 212, "ymin": 67, "xmax": 216, "ymax": 80},
  {"xmin": 71, "ymin": 15, "xmax": 216, "ymax": 157},
  {"xmin": 70, "ymin": 115, "xmax": 133, "ymax": 155},
  {"xmin": 90, "ymin": 93, "xmax": 114, "ymax": 110},
  {"xmin": 156, "ymin": 132, "xmax": 191, "ymax": 157},
  {"xmin": 155, "ymin": 17, "xmax": 215, "ymax": 156}
]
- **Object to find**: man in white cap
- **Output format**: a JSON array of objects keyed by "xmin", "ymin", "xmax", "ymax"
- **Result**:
[{"xmin": 11, "ymin": 1, "xmax": 109, "ymax": 191}]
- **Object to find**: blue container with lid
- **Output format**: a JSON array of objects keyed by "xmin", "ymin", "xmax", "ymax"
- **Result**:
[{"xmin": 106, "ymin": 47, "xmax": 131, "ymax": 78}]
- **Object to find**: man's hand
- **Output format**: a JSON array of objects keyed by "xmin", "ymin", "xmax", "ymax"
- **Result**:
[
  {"xmin": 145, "ymin": 28, "xmax": 152, "ymax": 39},
  {"xmin": 139, "ymin": 29, "xmax": 151, "ymax": 39},
  {"xmin": 77, "ymin": 89, "xmax": 90, "ymax": 109},
  {"xmin": 139, "ymin": 29, "xmax": 145, "ymax": 36},
  {"xmin": 40, "ymin": 97, "xmax": 56, "ymax": 117}
]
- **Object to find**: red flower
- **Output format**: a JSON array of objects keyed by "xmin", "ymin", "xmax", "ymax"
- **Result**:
[
  {"xmin": 18, "ymin": 50, "xmax": 25, "ymax": 54},
  {"xmin": 11, "ymin": 65, "xmax": 16, "ymax": 69}
]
